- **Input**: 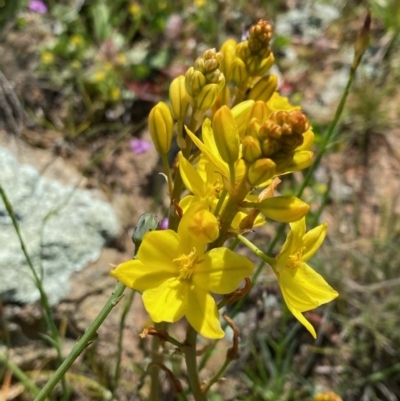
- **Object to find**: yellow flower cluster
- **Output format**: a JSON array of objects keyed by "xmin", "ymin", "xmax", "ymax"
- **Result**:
[
  {"xmin": 111, "ymin": 20, "xmax": 338, "ymax": 339},
  {"xmin": 314, "ymin": 391, "xmax": 343, "ymax": 401}
]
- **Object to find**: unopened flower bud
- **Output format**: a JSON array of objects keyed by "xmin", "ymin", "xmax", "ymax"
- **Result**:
[
  {"xmin": 250, "ymin": 101, "xmax": 269, "ymax": 122},
  {"xmin": 231, "ymin": 99, "xmax": 254, "ymax": 137},
  {"xmin": 248, "ymin": 158, "xmax": 276, "ymax": 186},
  {"xmin": 220, "ymin": 39, "xmax": 237, "ymax": 82},
  {"xmin": 245, "ymin": 118, "xmax": 262, "ymax": 139},
  {"xmin": 256, "ymin": 52, "xmax": 275, "ymax": 76},
  {"xmin": 262, "ymin": 137, "xmax": 281, "ymax": 157},
  {"xmin": 273, "ymin": 152, "xmax": 293, "ymax": 172},
  {"xmin": 231, "ymin": 58, "xmax": 248, "ymax": 85},
  {"xmin": 132, "ymin": 213, "xmax": 160, "ymax": 248},
  {"xmin": 148, "ymin": 102, "xmax": 174, "ymax": 155},
  {"xmin": 285, "ymin": 150, "xmax": 313, "ymax": 172},
  {"xmin": 352, "ymin": 12, "xmax": 371, "ymax": 71},
  {"xmin": 213, "ymin": 105, "xmax": 240, "ymax": 167},
  {"xmin": 242, "ymin": 135, "xmax": 262, "ymax": 163},
  {"xmin": 185, "ymin": 67, "xmax": 206, "ymax": 97},
  {"xmin": 257, "ymin": 196, "xmax": 310, "ymax": 223},
  {"xmin": 169, "ymin": 75, "xmax": 190, "ymax": 120},
  {"xmin": 188, "ymin": 209, "xmax": 219, "ymax": 243},
  {"xmin": 194, "ymin": 83, "xmax": 220, "ymax": 110},
  {"xmin": 249, "ymin": 74, "xmax": 278, "ymax": 102}
]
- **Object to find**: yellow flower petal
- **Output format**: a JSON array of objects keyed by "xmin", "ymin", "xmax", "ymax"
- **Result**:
[
  {"xmin": 186, "ymin": 288, "xmax": 224, "ymax": 339},
  {"xmin": 143, "ymin": 279, "xmax": 187, "ymax": 323},
  {"xmin": 110, "ymin": 259, "xmax": 176, "ymax": 292},
  {"xmin": 280, "ymin": 263, "xmax": 338, "ymax": 338},
  {"xmin": 138, "ymin": 230, "xmax": 182, "ymax": 270},
  {"xmin": 280, "ymin": 263, "xmax": 339, "ymax": 311},
  {"xmin": 193, "ymin": 248, "xmax": 254, "ymax": 293},
  {"xmin": 186, "ymin": 121, "xmax": 229, "ymax": 178},
  {"xmin": 178, "ymin": 152, "xmax": 207, "ymax": 197},
  {"xmin": 302, "ymin": 223, "xmax": 327, "ymax": 262}
]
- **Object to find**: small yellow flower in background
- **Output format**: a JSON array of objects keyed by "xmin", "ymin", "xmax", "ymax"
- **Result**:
[
  {"xmin": 93, "ymin": 71, "xmax": 106, "ymax": 82},
  {"xmin": 116, "ymin": 53, "xmax": 127, "ymax": 66},
  {"xmin": 314, "ymin": 391, "xmax": 343, "ymax": 401},
  {"xmin": 110, "ymin": 203, "xmax": 254, "ymax": 339},
  {"xmin": 41, "ymin": 51, "xmax": 54, "ymax": 65},
  {"xmin": 104, "ymin": 62, "xmax": 113, "ymax": 71},
  {"xmin": 128, "ymin": 2, "xmax": 141, "ymax": 16},
  {"xmin": 271, "ymin": 217, "xmax": 338, "ymax": 338},
  {"xmin": 71, "ymin": 60, "xmax": 81, "ymax": 69},
  {"xmin": 194, "ymin": 0, "xmax": 206, "ymax": 7},
  {"xmin": 109, "ymin": 87, "xmax": 121, "ymax": 101},
  {"xmin": 70, "ymin": 34, "xmax": 84, "ymax": 47}
]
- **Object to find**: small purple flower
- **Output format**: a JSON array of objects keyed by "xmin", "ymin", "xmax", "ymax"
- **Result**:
[
  {"xmin": 28, "ymin": 0, "xmax": 48, "ymax": 14},
  {"xmin": 160, "ymin": 218, "xmax": 169, "ymax": 230},
  {"xmin": 129, "ymin": 138, "xmax": 152, "ymax": 154}
]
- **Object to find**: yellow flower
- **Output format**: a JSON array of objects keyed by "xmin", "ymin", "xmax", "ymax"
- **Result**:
[
  {"xmin": 41, "ymin": 51, "xmax": 54, "ymax": 65},
  {"xmin": 116, "ymin": 53, "xmax": 127, "ymax": 66},
  {"xmin": 110, "ymin": 204, "xmax": 254, "ymax": 339},
  {"xmin": 93, "ymin": 71, "xmax": 106, "ymax": 82},
  {"xmin": 110, "ymin": 87, "xmax": 121, "ymax": 101},
  {"xmin": 70, "ymin": 34, "xmax": 84, "ymax": 46},
  {"xmin": 128, "ymin": 2, "xmax": 141, "ymax": 16},
  {"xmin": 271, "ymin": 217, "xmax": 338, "ymax": 338}
]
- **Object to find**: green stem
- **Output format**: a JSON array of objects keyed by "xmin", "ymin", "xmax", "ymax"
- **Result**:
[
  {"xmin": 213, "ymin": 189, "xmax": 227, "ymax": 217},
  {"xmin": 183, "ymin": 325, "xmax": 207, "ymax": 401},
  {"xmin": 161, "ymin": 154, "xmax": 174, "ymax": 198},
  {"xmin": 149, "ymin": 322, "xmax": 165, "ymax": 401},
  {"xmin": 0, "ymin": 184, "xmax": 68, "ymax": 399},
  {"xmin": 33, "ymin": 282, "xmax": 126, "ymax": 401},
  {"xmin": 210, "ymin": 177, "xmax": 249, "ymax": 248},
  {"xmin": 113, "ymin": 289, "xmax": 135, "ymax": 392},
  {"xmin": 237, "ymin": 234, "xmax": 275, "ymax": 265},
  {"xmin": 0, "ymin": 351, "xmax": 41, "ymax": 397},
  {"xmin": 201, "ymin": 359, "xmax": 230, "ymax": 394}
]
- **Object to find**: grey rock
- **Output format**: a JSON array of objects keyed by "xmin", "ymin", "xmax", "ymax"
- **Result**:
[{"xmin": 0, "ymin": 146, "xmax": 120, "ymax": 305}]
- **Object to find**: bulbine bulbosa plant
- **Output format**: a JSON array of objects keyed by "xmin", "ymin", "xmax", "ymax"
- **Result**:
[{"xmin": 32, "ymin": 15, "xmax": 370, "ymax": 401}]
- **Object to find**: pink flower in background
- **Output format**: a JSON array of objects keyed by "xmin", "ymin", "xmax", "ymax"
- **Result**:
[
  {"xmin": 129, "ymin": 138, "xmax": 152, "ymax": 154},
  {"xmin": 160, "ymin": 218, "xmax": 168, "ymax": 230},
  {"xmin": 28, "ymin": 0, "xmax": 48, "ymax": 13}
]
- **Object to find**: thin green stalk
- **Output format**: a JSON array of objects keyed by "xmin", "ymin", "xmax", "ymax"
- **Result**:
[
  {"xmin": 213, "ymin": 189, "xmax": 227, "ymax": 217},
  {"xmin": 183, "ymin": 325, "xmax": 207, "ymax": 401},
  {"xmin": 201, "ymin": 359, "xmax": 230, "ymax": 394},
  {"xmin": 33, "ymin": 282, "xmax": 126, "ymax": 401},
  {"xmin": 0, "ymin": 351, "xmax": 41, "ymax": 397},
  {"xmin": 149, "ymin": 322, "xmax": 165, "ymax": 401},
  {"xmin": 0, "ymin": 184, "xmax": 68, "ymax": 399},
  {"xmin": 161, "ymin": 154, "xmax": 174, "ymax": 198},
  {"xmin": 237, "ymin": 234, "xmax": 275, "ymax": 265},
  {"xmin": 113, "ymin": 289, "xmax": 135, "ymax": 392}
]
